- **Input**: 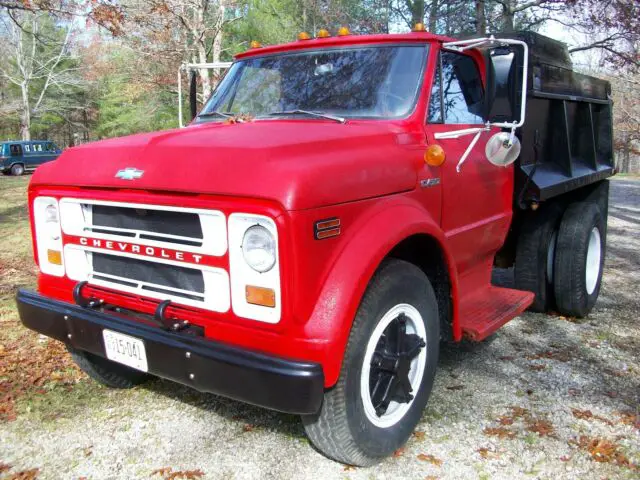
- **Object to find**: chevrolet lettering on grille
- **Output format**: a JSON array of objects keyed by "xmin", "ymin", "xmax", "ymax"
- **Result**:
[{"xmin": 79, "ymin": 237, "xmax": 204, "ymax": 264}]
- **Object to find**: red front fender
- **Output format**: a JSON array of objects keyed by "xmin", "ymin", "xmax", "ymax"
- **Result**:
[{"xmin": 300, "ymin": 198, "xmax": 460, "ymax": 386}]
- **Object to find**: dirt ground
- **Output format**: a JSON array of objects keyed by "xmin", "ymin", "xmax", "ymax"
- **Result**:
[{"xmin": 0, "ymin": 176, "xmax": 638, "ymax": 480}]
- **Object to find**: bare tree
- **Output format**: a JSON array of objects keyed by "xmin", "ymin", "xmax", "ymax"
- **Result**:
[
  {"xmin": 610, "ymin": 74, "xmax": 640, "ymax": 173},
  {"xmin": 0, "ymin": 11, "xmax": 80, "ymax": 140},
  {"xmin": 122, "ymin": 1, "xmax": 241, "ymax": 100}
]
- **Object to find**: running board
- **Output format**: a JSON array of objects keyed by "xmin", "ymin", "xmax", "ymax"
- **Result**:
[{"xmin": 459, "ymin": 286, "xmax": 534, "ymax": 341}]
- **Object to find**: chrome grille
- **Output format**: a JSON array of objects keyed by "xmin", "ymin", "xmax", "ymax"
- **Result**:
[{"xmin": 60, "ymin": 198, "xmax": 230, "ymax": 313}]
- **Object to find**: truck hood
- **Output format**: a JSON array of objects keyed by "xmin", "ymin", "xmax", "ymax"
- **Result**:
[{"xmin": 31, "ymin": 120, "xmax": 422, "ymax": 211}]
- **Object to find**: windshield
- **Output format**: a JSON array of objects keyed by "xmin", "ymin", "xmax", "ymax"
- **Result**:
[{"xmin": 199, "ymin": 45, "xmax": 429, "ymax": 120}]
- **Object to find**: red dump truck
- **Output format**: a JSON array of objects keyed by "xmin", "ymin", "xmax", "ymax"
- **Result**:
[{"xmin": 17, "ymin": 27, "xmax": 614, "ymax": 465}]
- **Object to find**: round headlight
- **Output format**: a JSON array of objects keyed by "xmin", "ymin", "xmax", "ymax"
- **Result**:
[{"xmin": 242, "ymin": 225, "xmax": 276, "ymax": 273}]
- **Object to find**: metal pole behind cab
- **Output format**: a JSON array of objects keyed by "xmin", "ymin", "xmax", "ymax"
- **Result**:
[{"xmin": 189, "ymin": 70, "xmax": 198, "ymax": 121}]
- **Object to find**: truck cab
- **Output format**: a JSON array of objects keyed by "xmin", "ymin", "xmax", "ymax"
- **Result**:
[{"xmin": 17, "ymin": 28, "xmax": 613, "ymax": 466}]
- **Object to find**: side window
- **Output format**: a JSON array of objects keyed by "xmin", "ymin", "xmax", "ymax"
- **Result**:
[
  {"xmin": 9, "ymin": 144, "xmax": 22, "ymax": 156},
  {"xmin": 428, "ymin": 51, "xmax": 484, "ymax": 124},
  {"xmin": 24, "ymin": 144, "xmax": 31, "ymax": 153}
]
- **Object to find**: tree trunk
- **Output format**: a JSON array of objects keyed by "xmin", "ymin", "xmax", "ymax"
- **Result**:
[
  {"xmin": 210, "ymin": 1, "xmax": 226, "ymax": 89},
  {"xmin": 428, "ymin": 0, "xmax": 438, "ymax": 32},
  {"xmin": 20, "ymin": 82, "xmax": 31, "ymax": 141},
  {"xmin": 501, "ymin": 0, "xmax": 515, "ymax": 32},
  {"xmin": 475, "ymin": 0, "xmax": 486, "ymax": 35},
  {"xmin": 197, "ymin": 42, "xmax": 211, "ymax": 100},
  {"xmin": 407, "ymin": 0, "xmax": 425, "ymax": 27},
  {"xmin": 622, "ymin": 133, "xmax": 631, "ymax": 173}
]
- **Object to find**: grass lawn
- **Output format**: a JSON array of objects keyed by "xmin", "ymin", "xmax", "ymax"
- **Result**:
[{"xmin": 0, "ymin": 176, "xmax": 86, "ymax": 422}]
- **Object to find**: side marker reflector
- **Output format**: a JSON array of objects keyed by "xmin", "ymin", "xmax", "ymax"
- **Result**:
[
  {"xmin": 246, "ymin": 285, "xmax": 276, "ymax": 308},
  {"xmin": 314, "ymin": 218, "xmax": 341, "ymax": 240}
]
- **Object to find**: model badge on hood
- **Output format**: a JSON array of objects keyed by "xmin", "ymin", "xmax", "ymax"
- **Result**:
[{"xmin": 115, "ymin": 168, "xmax": 144, "ymax": 180}]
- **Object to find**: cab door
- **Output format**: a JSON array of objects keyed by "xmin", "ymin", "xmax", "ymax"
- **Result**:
[{"xmin": 425, "ymin": 49, "xmax": 514, "ymax": 277}]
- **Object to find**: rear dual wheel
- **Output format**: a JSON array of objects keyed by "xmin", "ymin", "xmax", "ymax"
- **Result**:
[
  {"xmin": 553, "ymin": 202, "xmax": 605, "ymax": 318},
  {"xmin": 303, "ymin": 259, "xmax": 439, "ymax": 466},
  {"xmin": 515, "ymin": 201, "xmax": 605, "ymax": 318}
]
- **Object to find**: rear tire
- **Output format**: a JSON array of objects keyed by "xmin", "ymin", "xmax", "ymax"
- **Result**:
[
  {"xmin": 303, "ymin": 259, "xmax": 439, "ymax": 466},
  {"xmin": 553, "ymin": 202, "xmax": 605, "ymax": 318},
  {"xmin": 514, "ymin": 203, "xmax": 564, "ymax": 312},
  {"xmin": 68, "ymin": 346, "xmax": 148, "ymax": 389},
  {"xmin": 10, "ymin": 163, "xmax": 25, "ymax": 176}
]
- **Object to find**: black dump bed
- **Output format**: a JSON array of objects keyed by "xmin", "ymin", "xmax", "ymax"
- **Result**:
[{"xmin": 495, "ymin": 32, "xmax": 614, "ymax": 204}]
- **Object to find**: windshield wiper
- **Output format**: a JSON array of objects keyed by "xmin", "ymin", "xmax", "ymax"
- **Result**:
[
  {"xmin": 197, "ymin": 111, "xmax": 234, "ymax": 119},
  {"xmin": 268, "ymin": 109, "xmax": 346, "ymax": 124}
]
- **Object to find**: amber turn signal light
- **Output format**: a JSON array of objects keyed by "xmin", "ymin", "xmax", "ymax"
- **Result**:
[
  {"xmin": 413, "ymin": 23, "xmax": 427, "ymax": 32},
  {"xmin": 47, "ymin": 249, "xmax": 62, "ymax": 265},
  {"xmin": 298, "ymin": 32, "xmax": 311, "ymax": 40},
  {"xmin": 425, "ymin": 144, "xmax": 446, "ymax": 167},
  {"xmin": 246, "ymin": 285, "xmax": 276, "ymax": 308},
  {"xmin": 337, "ymin": 27, "xmax": 350, "ymax": 36},
  {"xmin": 249, "ymin": 40, "xmax": 262, "ymax": 49},
  {"xmin": 317, "ymin": 29, "xmax": 330, "ymax": 38}
]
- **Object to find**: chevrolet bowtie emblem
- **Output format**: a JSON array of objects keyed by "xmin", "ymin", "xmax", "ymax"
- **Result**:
[{"xmin": 115, "ymin": 168, "xmax": 144, "ymax": 180}]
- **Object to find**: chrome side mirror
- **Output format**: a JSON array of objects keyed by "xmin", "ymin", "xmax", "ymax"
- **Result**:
[{"xmin": 485, "ymin": 132, "xmax": 521, "ymax": 167}]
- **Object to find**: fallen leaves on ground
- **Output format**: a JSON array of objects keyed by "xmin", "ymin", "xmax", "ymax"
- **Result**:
[
  {"xmin": 572, "ymin": 408, "xmax": 614, "ymax": 426},
  {"xmin": 242, "ymin": 424, "xmax": 254, "ymax": 432},
  {"xmin": 5, "ymin": 468, "xmax": 39, "ymax": 480},
  {"xmin": 525, "ymin": 418, "xmax": 555, "ymax": 437},
  {"xmin": 477, "ymin": 447, "xmax": 500, "ymax": 459},
  {"xmin": 484, "ymin": 406, "xmax": 555, "ymax": 439},
  {"xmin": 416, "ymin": 454, "xmax": 442, "ymax": 466},
  {"xmin": 0, "ymin": 254, "xmax": 83, "ymax": 422},
  {"xmin": 570, "ymin": 436, "xmax": 638, "ymax": 470},
  {"xmin": 343, "ymin": 465, "xmax": 356, "ymax": 471},
  {"xmin": 528, "ymin": 364, "xmax": 547, "ymax": 371},
  {"xmin": 393, "ymin": 447, "xmax": 405, "ymax": 458},
  {"xmin": 445, "ymin": 385, "xmax": 464, "ymax": 391},
  {"xmin": 0, "ymin": 333, "xmax": 83, "ymax": 421},
  {"xmin": 0, "ymin": 463, "xmax": 12, "ymax": 473},
  {"xmin": 151, "ymin": 467, "xmax": 204, "ymax": 480},
  {"xmin": 617, "ymin": 411, "xmax": 639, "ymax": 429},
  {"xmin": 413, "ymin": 430, "xmax": 426, "ymax": 440}
]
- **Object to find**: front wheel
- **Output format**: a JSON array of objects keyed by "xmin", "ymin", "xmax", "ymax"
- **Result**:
[
  {"xmin": 10, "ymin": 163, "xmax": 25, "ymax": 176},
  {"xmin": 68, "ymin": 346, "xmax": 149, "ymax": 389},
  {"xmin": 303, "ymin": 259, "xmax": 439, "ymax": 466}
]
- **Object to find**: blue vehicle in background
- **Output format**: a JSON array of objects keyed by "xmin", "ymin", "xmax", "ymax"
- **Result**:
[{"xmin": 1, "ymin": 140, "xmax": 61, "ymax": 176}]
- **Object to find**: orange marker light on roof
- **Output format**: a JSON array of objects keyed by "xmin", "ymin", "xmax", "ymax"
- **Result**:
[
  {"xmin": 425, "ymin": 144, "xmax": 446, "ymax": 166},
  {"xmin": 413, "ymin": 23, "xmax": 427, "ymax": 32},
  {"xmin": 337, "ymin": 27, "xmax": 350, "ymax": 36},
  {"xmin": 317, "ymin": 29, "xmax": 331, "ymax": 38},
  {"xmin": 249, "ymin": 40, "xmax": 262, "ymax": 49},
  {"xmin": 298, "ymin": 31, "xmax": 311, "ymax": 40}
]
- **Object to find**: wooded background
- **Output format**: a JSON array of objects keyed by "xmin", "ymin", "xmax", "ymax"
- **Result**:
[{"xmin": 0, "ymin": 0, "xmax": 638, "ymax": 172}]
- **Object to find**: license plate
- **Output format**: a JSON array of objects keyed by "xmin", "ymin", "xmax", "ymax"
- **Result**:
[{"xmin": 102, "ymin": 329, "xmax": 148, "ymax": 372}]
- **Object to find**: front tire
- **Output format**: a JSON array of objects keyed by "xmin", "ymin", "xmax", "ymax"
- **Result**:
[
  {"xmin": 303, "ymin": 259, "xmax": 439, "ymax": 466},
  {"xmin": 553, "ymin": 202, "xmax": 605, "ymax": 317},
  {"xmin": 68, "ymin": 346, "xmax": 148, "ymax": 389}
]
